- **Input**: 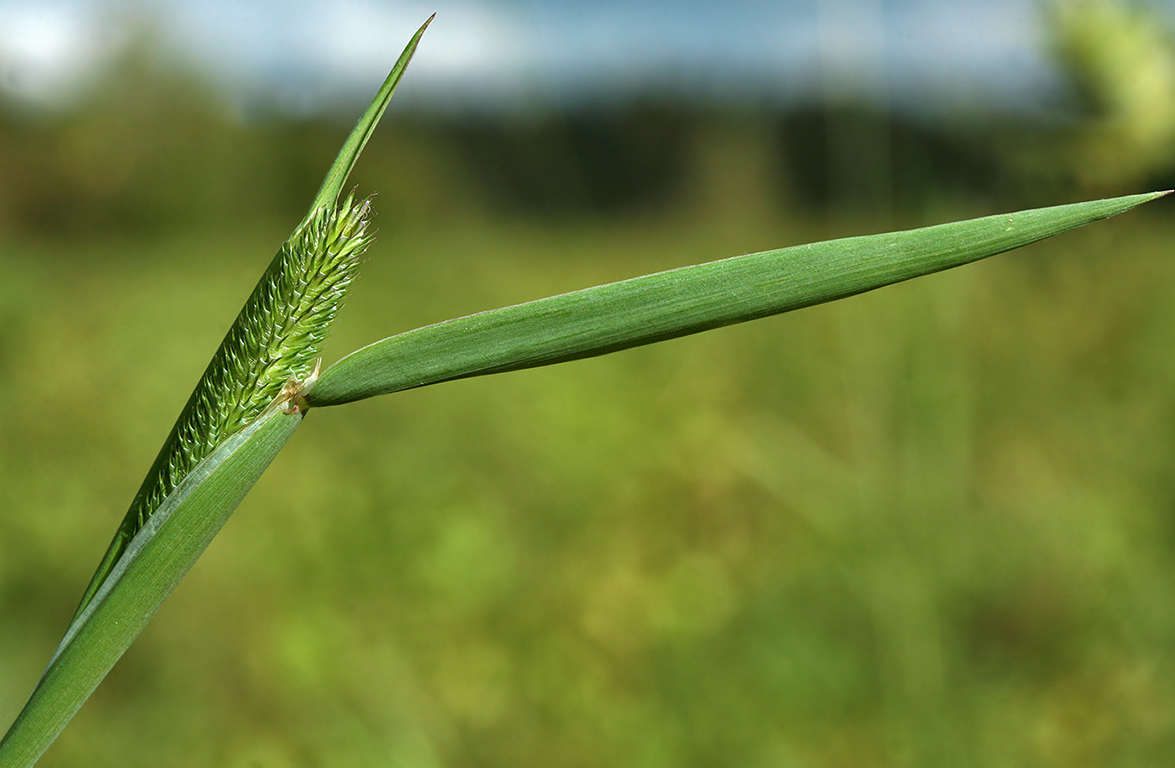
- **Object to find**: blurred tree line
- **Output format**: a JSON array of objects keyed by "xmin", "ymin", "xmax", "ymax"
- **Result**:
[{"xmin": 0, "ymin": 0, "xmax": 1173, "ymax": 240}]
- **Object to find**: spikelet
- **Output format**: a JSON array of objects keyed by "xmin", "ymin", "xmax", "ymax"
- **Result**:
[{"xmin": 71, "ymin": 196, "xmax": 372, "ymax": 621}]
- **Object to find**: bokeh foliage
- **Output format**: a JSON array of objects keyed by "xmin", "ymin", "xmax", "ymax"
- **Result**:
[{"xmin": 3, "ymin": 7, "xmax": 1175, "ymax": 766}]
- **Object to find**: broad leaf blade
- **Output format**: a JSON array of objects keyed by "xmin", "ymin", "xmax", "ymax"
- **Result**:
[
  {"xmin": 0, "ymin": 407, "xmax": 302, "ymax": 768},
  {"xmin": 308, "ymin": 191, "xmax": 1168, "ymax": 406}
]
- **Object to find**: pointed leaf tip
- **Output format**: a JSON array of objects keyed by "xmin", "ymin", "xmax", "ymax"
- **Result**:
[{"xmin": 307, "ymin": 14, "xmax": 433, "ymax": 216}]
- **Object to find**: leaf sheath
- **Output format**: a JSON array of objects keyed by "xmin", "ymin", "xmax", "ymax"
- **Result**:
[{"xmin": 0, "ymin": 406, "xmax": 303, "ymax": 768}]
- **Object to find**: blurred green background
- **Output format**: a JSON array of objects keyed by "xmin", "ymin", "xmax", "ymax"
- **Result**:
[{"xmin": 3, "ymin": 2, "xmax": 1175, "ymax": 766}]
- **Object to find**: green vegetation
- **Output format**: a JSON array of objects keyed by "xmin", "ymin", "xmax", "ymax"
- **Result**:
[
  {"xmin": 1, "ymin": 200, "xmax": 1173, "ymax": 767},
  {"xmin": 2, "ymin": 10, "xmax": 1175, "ymax": 768}
]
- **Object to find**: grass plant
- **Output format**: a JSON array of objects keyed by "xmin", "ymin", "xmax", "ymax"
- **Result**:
[{"xmin": 0, "ymin": 17, "xmax": 1168, "ymax": 767}]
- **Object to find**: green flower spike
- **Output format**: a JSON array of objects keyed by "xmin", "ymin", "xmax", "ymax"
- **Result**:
[{"xmin": 70, "ymin": 194, "xmax": 372, "ymax": 624}]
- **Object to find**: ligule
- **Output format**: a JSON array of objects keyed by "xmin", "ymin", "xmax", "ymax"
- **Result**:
[{"xmin": 70, "ymin": 195, "xmax": 372, "ymax": 623}]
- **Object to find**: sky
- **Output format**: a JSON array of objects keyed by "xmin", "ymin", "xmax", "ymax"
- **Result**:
[{"xmin": 0, "ymin": 0, "xmax": 1164, "ymax": 114}]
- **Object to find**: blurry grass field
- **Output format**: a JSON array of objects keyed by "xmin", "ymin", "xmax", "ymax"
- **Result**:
[{"xmin": 2, "ymin": 192, "xmax": 1174, "ymax": 766}]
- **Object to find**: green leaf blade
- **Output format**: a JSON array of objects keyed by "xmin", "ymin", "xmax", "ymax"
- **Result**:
[
  {"xmin": 308, "ymin": 191, "xmax": 1168, "ymax": 406},
  {"xmin": 307, "ymin": 14, "xmax": 433, "ymax": 216}
]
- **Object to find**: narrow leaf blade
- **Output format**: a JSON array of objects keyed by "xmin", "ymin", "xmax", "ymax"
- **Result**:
[
  {"xmin": 307, "ymin": 14, "xmax": 434, "ymax": 215},
  {"xmin": 308, "ymin": 191, "xmax": 1168, "ymax": 406}
]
